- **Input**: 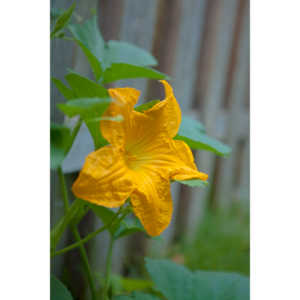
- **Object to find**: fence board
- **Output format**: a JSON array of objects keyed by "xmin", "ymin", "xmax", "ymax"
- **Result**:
[
  {"xmin": 215, "ymin": 1, "xmax": 250, "ymax": 208},
  {"xmin": 116, "ymin": 0, "xmax": 159, "ymax": 102},
  {"xmin": 169, "ymin": 0, "xmax": 208, "ymax": 242},
  {"xmin": 187, "ymin": 0, "xmax": 240, "ymax": 236}
]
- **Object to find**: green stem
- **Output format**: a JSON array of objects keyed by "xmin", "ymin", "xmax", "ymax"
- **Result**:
[
  {"xmin": 57, "ymin": 165, "xmax": 97, "ymax": 300},
  {"xmin": 52, "ymin": 223, "xmax": 109, "ymax": 257},
  {"xmin": 50, "ymin": 198, "xmax": 82, "ymax": 252},
  {"xmin": 72, "ymin": 229, "xmax": 97, "ymax": 300},
  {"xmin": 102, "ymin": 237, "xmax": 115, "ymax": 300},
  {"xmin": 57, "ymin": 166, "xmax": 69, "ymax": 211},
  {"xmin": 52, "ymin": 207, "xmax": 123, "ymax": 257}
]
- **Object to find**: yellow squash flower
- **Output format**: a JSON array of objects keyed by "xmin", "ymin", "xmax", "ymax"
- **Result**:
[{"xmin": 72, "ymin": 80, "xmax": 208, "ymax": 236}]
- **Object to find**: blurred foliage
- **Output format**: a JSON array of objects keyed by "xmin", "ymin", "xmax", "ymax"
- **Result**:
[{"xmin": 181, "ymin": 203, "xmax": 250, "ymax": 276}]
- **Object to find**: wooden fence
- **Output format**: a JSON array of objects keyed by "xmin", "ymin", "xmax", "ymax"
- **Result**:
[{"xmin": 51, "ymin": 0, "xmax": 249, "ymax": 297}]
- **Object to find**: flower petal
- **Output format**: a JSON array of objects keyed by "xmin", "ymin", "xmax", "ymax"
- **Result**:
[
  {"xmin": 100, "ymin": 87, "xmax": 141, "ymax": 147},
  {"xmin": 169, "ymin": 140, "xmax": 208, "ymax": 181},
  {"xmin": 144, "ymin": 80, "xmax": 181, "ymax": 138},
  {"xmin": 130, "ymin": 170, "xmax": 172, "ymax": 236},
  {"xmin": 134, "ymin": 138, "xmax": 208, "ymax": 182},
  {"xmin": 72, "ymin": 145, "xmax": 134, "ymax": 207}
]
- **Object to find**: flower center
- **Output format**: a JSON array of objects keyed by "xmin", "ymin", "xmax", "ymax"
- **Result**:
[{"xmin": 124, "ymin": 148, "xmax": 150, "ymax": 171}]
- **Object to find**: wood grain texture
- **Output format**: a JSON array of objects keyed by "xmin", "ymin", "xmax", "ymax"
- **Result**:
[
  {"xmin": 116, "ymin": 0, "xmax": 159, "ymax": 101},
  {"xmin": 170, "ymin": 0, "xmax": 208, "ymax": 242},
  {"xmin": 215, "ymin": 0, "xmax": 250, "ymax": 208},
  {"xmin": 187, "ymin": 0, "xmax": 241, "ymax": 236}
]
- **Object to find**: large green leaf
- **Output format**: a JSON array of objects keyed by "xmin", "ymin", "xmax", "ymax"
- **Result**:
[
  {"xmin": 50, "ymin": 123, "xmax": 71, "ymax": 170},
  {"xmin": 105, "ymin": 40, "xmax": 157, "ymax": 68},
  {"xmin": 68, "ymin": 17, "xmax": 105, "ymax": 80},
  {"xmin": 113, "ymin": 292, "xmax": 160, "ymax": 300},
  {"xmin": 68, "ymin": 17, "xmax": 105, "ymax": 62},
  {"xmin": 145, "ymin": 258, "xmax": 250, "ymax": 300},
  {"xmin": 175, "ymin": 116, "xmax": 231, "ymax": 157},
  {"xmin": 68, "ymin": 16, "xmax": 161, "ymax": 81},
  {"xmin": 51, "ymin": 275, "xmax": 73, "ymax": 300},
  {"xmin": 65, "ymin": 72, "xmax": 108, "ymax": 98},
  {"xmin": 194, "ymin": 271, "xmax": 250, "ymax": 300},
  {"xmin": 57, "ymin": 97, "xmax": 111, "ymax": 119},
  {"xmin": 102, "ymin": 63, "xmax": 168, "ymax": 84},
  {"xmin": 51, "ymin": 2, "xmax": 76, "ymax": 39}
]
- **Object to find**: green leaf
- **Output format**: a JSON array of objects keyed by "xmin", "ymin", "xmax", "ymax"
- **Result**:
[
  {"xmin": 135, "ymin": 100, "xmax": 160, "ymax": 113},
  {"xmin": 57, "ymin": 97, "xmax": 111, "ymax": 119},
  {"xmin": 179, "ymin": 115, "xmax": 206, "ymax": 134},
  {"xmin": 114, "ymin": 216, "xmax": 146, "ymax": 239},
  {"xmin": 51, "ymin": 2, "xmax": 76, "ymax": 39},
  {"xmin": 111, "ymin": 275, "xmax": 154, "ymax": 293},
  {"xmin": 65, "ymin": 72, "xmax": 108, "ymax": 98},
  {"xmin": 68, "ymin": 16, "xmax": 106, "ymax": 61},
  {"xmin": 145, "ymin": 258, "xmax": 250, "ymax": 300},
  {"xmin": 50, "ymin": 123, "xmax": 71, "ymax": 170},
  {"xmin": 102, "ymin": 63, "xmax": 168, "ymax": 84},
  {"xmin": 51, "ymin": 275, "xmax": 73, "ymax": 300},
  {"xmin": 85, "ymin": 118, "xmax": 109, "ymax": 149},
  {"xmin": 51, "ymin": 8, "xmax": 63, "ymax": 24},
  {"xmin": 68, "ymin": 16, "xmax": 161, "ymax": 81},
  {"xmin": 113, "ymin": 291, "xmax": 160, "ymax": 300},
  {"xmin": 105, "ymin": 40, "xmax": 157, "ymax": 68},
  {"xmin": 52, "ymin": 77, "xmax": 75, "ymax": 100},
  {"xmin": 194, "ymin": 271, "xmax": 250, "ymax": 300},
  {"xmin": 177, "ymin": 179, "xmax": 209, "ymax": 188},
  {"xmin": 175, "ymin": 116, "xmax": 231, "ymax": 157},
  {"xmin": 68, "ymin": 17, "xmax": 105, "ymax": 80}
]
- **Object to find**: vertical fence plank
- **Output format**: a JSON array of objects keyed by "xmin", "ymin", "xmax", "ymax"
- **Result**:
[
  {"xmin": 169, "ymin": 0, "xmax": 208, "ymax": 242},
  {"xmin": 187, "ymin": 0, "xmax": 241, "ymax": 237},
  {"xmin": 215, "ymin": 0, "xmax": 250, "ymax": 208},
  {"xmin": 116, "ymin": 0, "xmax": 159, "ymax": 102}
]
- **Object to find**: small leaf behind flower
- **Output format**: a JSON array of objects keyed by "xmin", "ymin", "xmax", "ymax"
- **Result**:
[
  {"xmin": 102, "ymin": 63, "xmax": 168, "ymax": 84},
  {"xmin": 177, "ymin": 179, "xmax": 208, "ymax": 188},
  {"xmin": 57, "ymin": 97, "xmax": 111, "ymax": 119},
  {"xmin": 176, "ymin": 116, "xmax": 231, "ymax": 157},
  {"xmin": 135, "ymin": 100, "xmax": 160, "ymax": 113},
  {"xmin": 65, "ymin": 72, "xmax": 108, "ymax": 98},
  {"xmin": 87, "ymin": 203, "xmax": 146, "ymax": 239}
]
